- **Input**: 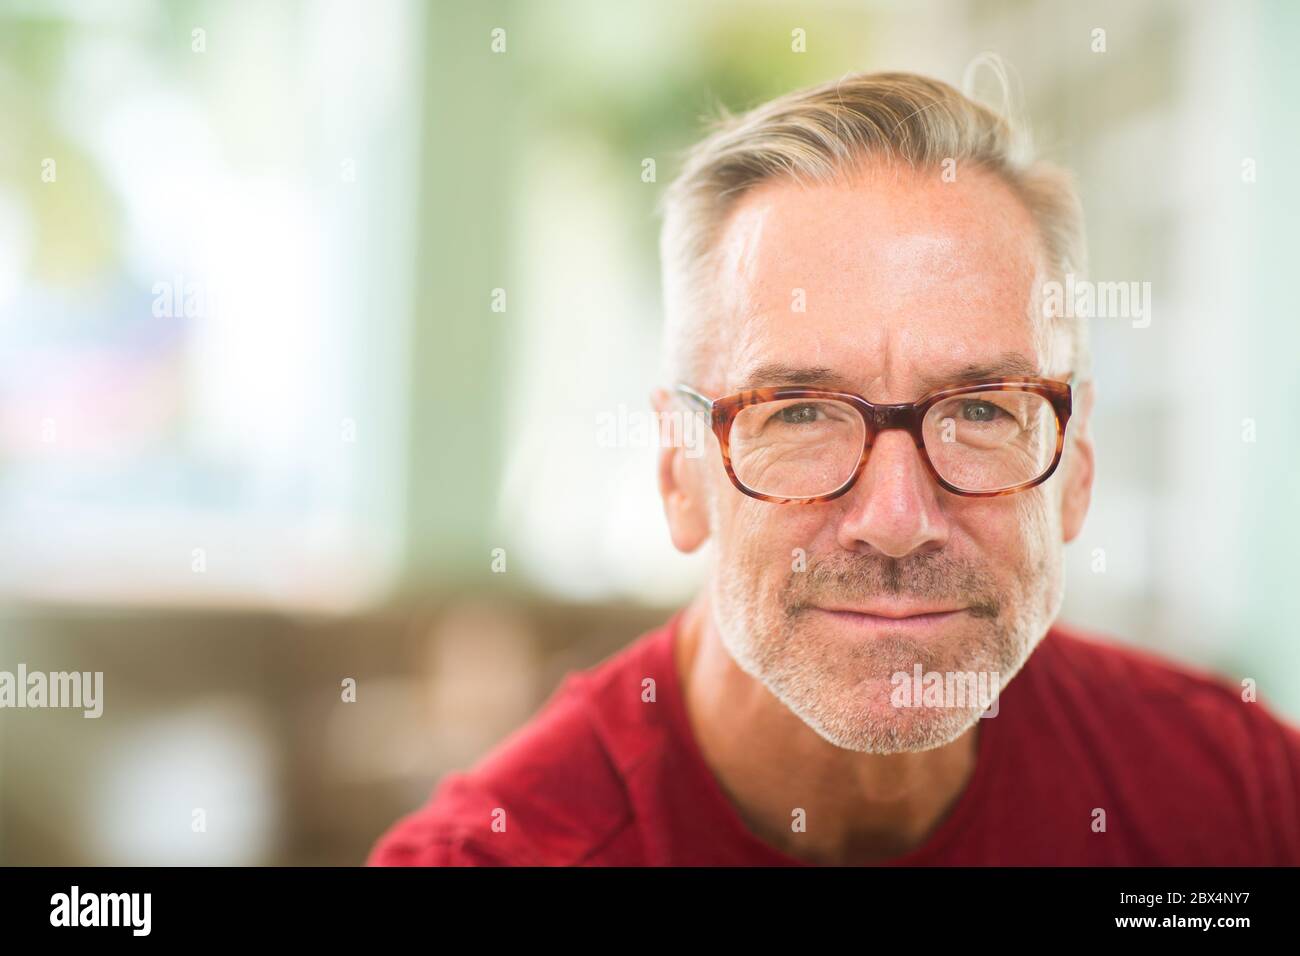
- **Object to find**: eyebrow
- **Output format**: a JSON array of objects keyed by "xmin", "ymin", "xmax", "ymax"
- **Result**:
[{"xmin": 736, "ymin": 352, "xmax": 1043, "ymax": 393}]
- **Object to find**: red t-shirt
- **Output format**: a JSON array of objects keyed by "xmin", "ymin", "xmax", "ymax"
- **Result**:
[{"xmin": 367, "ymin": 611, "xmax": 1300, "ymax": 865}]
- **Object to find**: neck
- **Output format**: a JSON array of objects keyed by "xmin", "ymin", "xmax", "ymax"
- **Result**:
[{"xmin": 673, "ymin": 593, "xmax": 981, "ymax": 865}]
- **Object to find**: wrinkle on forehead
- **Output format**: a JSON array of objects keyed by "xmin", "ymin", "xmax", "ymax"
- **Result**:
[
  {"xmin": 704, "ymin": 197, "xmax": 773, "ymax": 390},
  {"xmin": 700, "ymin": 166, "xmax": 1060, "ymax": 394}
]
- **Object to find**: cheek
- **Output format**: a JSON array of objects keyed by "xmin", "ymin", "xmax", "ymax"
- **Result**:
[
  {"xmin": 1005, "ymin": 490, "xmax": 1064, "ymax": 615},
  {"xmin": 712, "ymin": 488, "xmax": 825, "ymax": 581},
  {"xmin": 1014, "ymin": 483, "xmax": 1063, "ymax": 552},
  {"xmin": 951, "ymin": 490, "xmax": 1065, "ymax": 634},
  {"xmin": 959, "ymin": 489, "xmax": 1058, "ymax": 577}
]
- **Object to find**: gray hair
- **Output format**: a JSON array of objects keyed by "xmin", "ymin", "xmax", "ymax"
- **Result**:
[{"xmin": 656, "ymin": 66, "xmax": 1088, "ymax": 387}]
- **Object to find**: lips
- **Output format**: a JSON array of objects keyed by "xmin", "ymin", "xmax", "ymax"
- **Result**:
[
  {"xmin": 815, "ymin": 602, "xmax": 965, "ymax": 619},
  {"xmin": 810, "ymin": 605, "xmax": 966, "ymax": 632}
]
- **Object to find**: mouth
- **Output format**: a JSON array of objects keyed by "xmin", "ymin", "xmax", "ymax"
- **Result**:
[{"xmin": 809, "ymin": 604, "xmax": 966, "ymax": 633}]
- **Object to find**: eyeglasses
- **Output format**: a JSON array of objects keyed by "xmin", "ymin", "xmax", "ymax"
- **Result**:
[{"xmin": 675, "ymin": 375, "xmax": 1074, "ymax": 503}]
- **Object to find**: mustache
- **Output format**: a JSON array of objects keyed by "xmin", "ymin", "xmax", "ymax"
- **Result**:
[{"xmin": 783, "ymin": 553, "xmax": 1001, "ymax": 620}]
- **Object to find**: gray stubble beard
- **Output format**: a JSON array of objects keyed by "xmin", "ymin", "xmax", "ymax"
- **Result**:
[{"xmin": 710, "ymin": 550, "xmax": 1046, "ymax": 754}]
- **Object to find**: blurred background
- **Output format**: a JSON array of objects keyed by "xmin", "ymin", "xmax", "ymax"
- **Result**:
[{"xmin": 1, "ymin": 0, "xmax": 1297, "ymax": 864}]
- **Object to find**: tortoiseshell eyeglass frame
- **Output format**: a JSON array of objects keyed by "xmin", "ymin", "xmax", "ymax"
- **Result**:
[{"xmin": 674, "ymin": 375, "xmax": 1075, "ymax": 503}]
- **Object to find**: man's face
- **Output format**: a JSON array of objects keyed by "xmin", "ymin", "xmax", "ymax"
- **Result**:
[{"xmin": 663, "ymin": 163, "xmax": 1093, "ymax": 754}]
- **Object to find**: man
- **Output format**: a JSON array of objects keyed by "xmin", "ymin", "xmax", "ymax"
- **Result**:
[{"xmin": 369, "ymin": 71, "xmax": 1300, "ymax": 866}]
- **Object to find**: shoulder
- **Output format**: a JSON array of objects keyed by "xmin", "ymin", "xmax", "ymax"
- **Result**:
[
  {"xmin": 368, "ymin": 620, "xmax": 676, "ymax": 866},
  {"xmin": 365, "ymin": 771, "xmax": 527, "ymax": 866},
  {"xmin": 1024, "ymin": 621, "xmax": 1300, "ymax": 860},
  {"xmin": 1035, "ymin": 621, "xmax": 1300, "ymax": 748},
  {"xmin": 1037, "ymin": 621, "xmax": 1291, "ymax": 732}
]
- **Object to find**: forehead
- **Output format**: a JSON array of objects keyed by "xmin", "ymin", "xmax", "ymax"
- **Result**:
[{"xmin": 708, "ymin": 164, "xmax": 1054, "ymax": 398}]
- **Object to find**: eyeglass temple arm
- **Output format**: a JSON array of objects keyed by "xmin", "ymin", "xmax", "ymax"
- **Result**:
[{"xmin": 674, "ymin": 383, "xmax": 713, "ymax": 412}]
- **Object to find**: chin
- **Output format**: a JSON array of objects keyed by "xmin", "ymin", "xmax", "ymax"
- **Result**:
[
  {"xmin": 805, "ymin": 699, "xmax": 980, "ymax": 754},
  {"xmin": 780, "ymin": 671, "xmax": 983, "ymax": 754}
]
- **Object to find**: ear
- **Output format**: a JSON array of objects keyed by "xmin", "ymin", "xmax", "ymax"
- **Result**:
[
  {"xmin": 650, "ymin": 387, "xmax": 712, "ymax": 553},
  {"xmin": 1059, "ymin": 379, "xmax": 1096, "ymax": 543}
]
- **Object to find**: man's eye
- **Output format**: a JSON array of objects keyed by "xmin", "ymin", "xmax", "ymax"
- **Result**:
[
  {"xmin": 961, "ymin": 400, "xmax": 1008, "ymax": 423},
  {"xmin": 775, "ymin": 403, "xmax": 821, "ymax": 425}
]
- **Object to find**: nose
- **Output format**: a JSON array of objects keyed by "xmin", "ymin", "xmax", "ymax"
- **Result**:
[{"xmin": 835, "ymin": 428, "xmax": 950, "ymax": 558}]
